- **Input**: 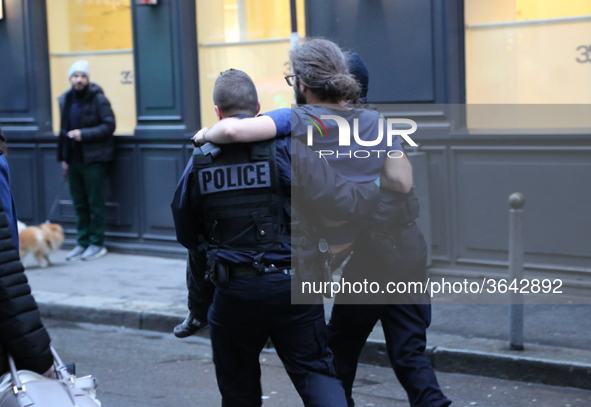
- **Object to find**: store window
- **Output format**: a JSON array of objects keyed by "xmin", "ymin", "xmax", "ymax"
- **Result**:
[
  {"xmin": 464, "ymin": 0, "xmax": 591, "ymax": 131},
  {"xmin": 465, "ymin": 0, "xmax": 591, "ymax": 105},
  {"xmin": 46, "ymin": 0, "xmax": 136, "ymax": 135},
  {"xmin": 196, "ymin": 0, "xmax": 306, "ymax": 127}
]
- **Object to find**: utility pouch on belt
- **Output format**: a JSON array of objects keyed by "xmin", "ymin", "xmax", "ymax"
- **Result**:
[
  {"xmin": 213, "ymin": 262, "xmax": 229, "ymax": 289},
  {"xmin": 205, "ymin": 249, "xmax": 229, "ymax": 290},
  {"xmin": 206, "ymin": 261, "xmax": 229, "ymax": 290}
]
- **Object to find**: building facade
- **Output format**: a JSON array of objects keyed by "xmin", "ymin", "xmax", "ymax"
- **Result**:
[{"xmin": 1, "ymin": 0, "xmax": 589, "ymax": 289}]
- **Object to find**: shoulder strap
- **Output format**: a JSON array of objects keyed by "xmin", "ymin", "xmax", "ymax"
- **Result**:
[{"xmin": 192, "ymin": 142, "xmax": 223, "ymax": 170}]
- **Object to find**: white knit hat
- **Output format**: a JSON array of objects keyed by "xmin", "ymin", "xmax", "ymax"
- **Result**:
[{"xmin": 68, "ymin": 60, "xmax": 90, "ymax": 79}]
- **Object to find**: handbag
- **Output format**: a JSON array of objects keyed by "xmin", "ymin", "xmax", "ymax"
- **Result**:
[{"xmin": 0, "ymin": 346, "xmax": 100, "ymax": 407}]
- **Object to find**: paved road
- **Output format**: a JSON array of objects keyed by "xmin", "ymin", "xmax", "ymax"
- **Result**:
[{"xmin": 45, "ymin": 319, "xmax": 591, "ymax": 407}]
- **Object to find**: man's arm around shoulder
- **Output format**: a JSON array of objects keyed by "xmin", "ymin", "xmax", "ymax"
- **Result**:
[{"xmin": 291, "ymin": 139, "xmax": 380, "ymax": 221}]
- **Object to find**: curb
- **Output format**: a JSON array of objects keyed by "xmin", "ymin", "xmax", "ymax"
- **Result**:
[
  {"xmin": 37, "ymin": 303, "xmax": 210, "ymax": 337},
  {"xmin": 39, "ymin": 302, "xmax": 591, "ymax": 391},
  {"xmin": 359, "ymin": 340, "xmax": 591, "ymax": 391},
  {"xmin": 431, "ymin": 347, "xmax": 591, "ymax": 391}
]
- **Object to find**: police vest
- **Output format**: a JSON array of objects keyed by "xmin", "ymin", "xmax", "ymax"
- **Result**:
[{"xmin": 190, "ymin": 140, "xmax": 291, "ymax": 261}]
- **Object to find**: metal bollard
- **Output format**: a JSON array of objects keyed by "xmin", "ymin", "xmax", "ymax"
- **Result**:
[{"xmin": 508, "ymin": 192, "xmax": 525, "ymax": 350}]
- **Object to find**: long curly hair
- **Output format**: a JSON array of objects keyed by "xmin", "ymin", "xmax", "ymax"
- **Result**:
[{"xmin": 290, "ymin": 38, "xmax": 360, "ymax": 103}]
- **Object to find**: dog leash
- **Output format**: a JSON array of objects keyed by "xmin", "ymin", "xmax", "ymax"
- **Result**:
[{"xmin": 46, "ymin": 179, "xmax": 69, "ymax": 223}]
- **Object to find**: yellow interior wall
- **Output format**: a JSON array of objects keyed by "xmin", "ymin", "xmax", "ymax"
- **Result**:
[
  {"xmin": 465, "ymin": 0, "xmax": 591, "ymax": 109},
  {"xmin": 296, "ymin": 0, "xmax": 306, "ymax": 37},
  {"xmin": 465, "ymin": 0, "xmax": 516, "ymax": 25},
  {"xmin": 465, "ymin": 0, "xmax": 591, "ymax": 25},
  {"xmin": 196, "ymin": 0, "xmax": 305, "ymax": 127},
  {"xmin": 67, "ymin": 0, "xmax": 132, "ymax": 52},
  {"xmin": 466, "ymin": 20, "xmax": 591, "ymax": 105},
  {"xmin": 198, "ymin": 42, "xmax": 293, "ymax": 128},
  {"xmin": 197, "ymin": 0, "xmax": 226, "ymax": 44},
  {"xmin": 223, "ymin": 0, "xmax": 240, "ymax": 42},
  {"xmin": 243, "ymin": 0, "xmax": 306, "ymax": 39},
  {"xmin": 244, "ymin": 0, "xmax": 291, "ymax": 39},
  {"xmin": 46, "ymin": 0, "xmax": 70, "ymax": 54},
  {"xmin": 516, "ymin": 0, "xmax": 591, "ymax": 20}
]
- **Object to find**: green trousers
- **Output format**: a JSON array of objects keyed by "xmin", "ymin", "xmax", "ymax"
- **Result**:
[{"xmin": 67, "ymin": 162, "xmax": 106, "ymax": 247}]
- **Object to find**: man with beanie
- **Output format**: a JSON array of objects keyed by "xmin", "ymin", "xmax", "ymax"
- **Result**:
[{"xmin": 57, "ymin": 60, "xmax": 115, "ymax": 262}]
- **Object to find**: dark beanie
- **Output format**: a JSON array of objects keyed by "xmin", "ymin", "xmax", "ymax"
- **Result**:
[{"xmin": 344, "ymin": 52, "xmax": 369, "ymax": 100}]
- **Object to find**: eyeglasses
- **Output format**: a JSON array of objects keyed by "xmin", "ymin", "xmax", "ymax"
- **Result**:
[{"xmin": 284, "ymin": 74, "xmax": 298, "ymax": 87}]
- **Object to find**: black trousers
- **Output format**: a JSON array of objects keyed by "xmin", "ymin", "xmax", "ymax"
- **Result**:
[
  {"xmin": 208, "ymin": 273, "xmax": 348, "ymax": 407},
  {"xmin": 328, "ymin": 224, "xmax": 451, "ymax": 407}
]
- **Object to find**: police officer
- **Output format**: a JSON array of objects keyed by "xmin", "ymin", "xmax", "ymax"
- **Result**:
[{"xmin": 171, "ymin": 69, "xmax": 381, "ymax": 407}]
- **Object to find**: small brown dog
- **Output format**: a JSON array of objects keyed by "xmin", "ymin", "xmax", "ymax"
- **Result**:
[{"xmin": 18, "ymin": 222, "xmax": 65, "ymax": 268}]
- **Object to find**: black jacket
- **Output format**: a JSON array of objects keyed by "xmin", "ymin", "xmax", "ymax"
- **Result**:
[
  {"xmin": 57, "ymin": 83, "xmax": 116, "ymax": 164},
  {"xmin": 0, "ymin": 202, "xmax": 53, "ymax": 375}
]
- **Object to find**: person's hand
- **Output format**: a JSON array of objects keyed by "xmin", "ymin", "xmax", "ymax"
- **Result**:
[
  {"xmin": 61, "ymin": 162, "xmax": 68, "ymax": 171},
  {"xmin": 192, "ymin": 127, "xmax": 208, "ymax": 147},
  {"xmin": 67, "ymin": 129, "xmax": 82, "ymax": 141},
  {"xmin": 42, "ymin": 365, "xmax": 55, "ymax": 379}
]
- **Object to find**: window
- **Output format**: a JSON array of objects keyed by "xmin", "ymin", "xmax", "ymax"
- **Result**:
[
  {"xmin": 46, "ymin": 0, "xmax": 136, "ymax": 135},
  {"xmin": 196, "ymin": 0, "xmax": 306, "ymax": 127},
  {"xmin": 465, "ymin": 0, "xmax": 591, "ymax": 104}
]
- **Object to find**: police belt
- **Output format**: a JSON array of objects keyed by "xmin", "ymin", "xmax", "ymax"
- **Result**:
[{"xmin": 229, "ymin": 264, "xmax": 293, "ymax": 277}]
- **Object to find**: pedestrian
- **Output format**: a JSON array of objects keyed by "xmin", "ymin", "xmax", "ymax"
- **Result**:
[
  {"xmin": 195, "ymin": 39, "xmax": 451, "ymax": 407},
  {"xmin": 171, "ymin": 69, "xmax": 381, "ymax": 406},
  {"xmin": 0, "ymin": 126, "xmax": 54, "ymax": 378},
  {"xmin": 57, "ymin": 60, "xmax": 115, "ymax": 262}
]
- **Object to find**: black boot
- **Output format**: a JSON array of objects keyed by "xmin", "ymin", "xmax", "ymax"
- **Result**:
[{"xmin": 173, "ymin": 312, "xmax": 208, "ymax": 338}]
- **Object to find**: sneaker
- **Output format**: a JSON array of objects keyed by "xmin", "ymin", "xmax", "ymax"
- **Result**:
[
  {"xmin": 173, "ymin": 312, "xmax": 208, "ymax": 338},
  {"xmin": 65, "ymin": 246, "xmax": 87, "ymax": 262},
  {"xmin": 80, "ymin": 245, "xmax": 107, "ymax": 261}
]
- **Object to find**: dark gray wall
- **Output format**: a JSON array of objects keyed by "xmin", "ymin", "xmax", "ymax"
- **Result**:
[
  {"xmin": 8, "ymin": 141, "xmax": 192, "ymax": 257},
  {"xmin": 420, "ymin": 136, "xmax": 591, "ymax": 283},
  {"xmin": 306, "ymin": 0, "xmax": 465, "ymax": 104}
]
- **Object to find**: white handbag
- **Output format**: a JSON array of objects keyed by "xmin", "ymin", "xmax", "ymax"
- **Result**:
[{"xmin": 0, "ymin": 346, "xmax": 100, "ymax": 407}]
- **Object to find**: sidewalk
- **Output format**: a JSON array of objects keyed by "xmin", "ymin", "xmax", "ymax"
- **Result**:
[{"xmin": 24, "ymin": 250, "xmax": 591, "ymax": 391}]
